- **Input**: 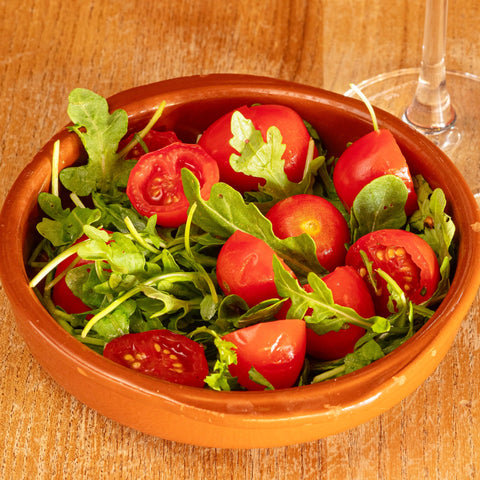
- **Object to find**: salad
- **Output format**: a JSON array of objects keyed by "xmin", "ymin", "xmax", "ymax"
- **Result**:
[{"xmin": 28, "ymin": 88, "xmax": 455, "ymax": 391}]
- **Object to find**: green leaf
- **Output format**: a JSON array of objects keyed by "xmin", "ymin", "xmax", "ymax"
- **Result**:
[
  {"xmin": 36, "ymin": 192, "xmax": 101, "ymax": 246},
  {"xmin": 182, "ymin": 168, "xmax": 325, "ymax": 278},
  {"xmin": 229, "ymin": 111, "xmax": 322, "ymax": 201},
  {"xmin": 60, "ymin": 88, "xmax": 128, "ymax": 196},
  {"xmin": 350, "ymin": 175, "xmax": 408, "ymax": 241}
]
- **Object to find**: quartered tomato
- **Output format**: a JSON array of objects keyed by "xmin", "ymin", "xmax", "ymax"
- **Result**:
[
  {"xmin": 119, "ymin": 130, "xmax": 179, "ymax": 160},
  {"xmin": 345, "ymin": 229, "xmax": 440, "ymax": 316},
  {"xmin": 266, "ymin": 194, "xmax": 350, "ymax": 272},
  {"xmin": 126, "ymin": 142, "xmax": 219, "ymax": 227},
  {"xmin": 198, "ymin": 104, "xmax": 313, "ymax": 192},
  {"xmin": 306, "ymin": 266, "xmax": 375, "ymax": 360},
  {"xmin": 223, "ymin": 319, "xmax": 306, "ymax": 390},
  {"xmin": 216, "ymin": 230, "xmax": 295, "ymax": 308},
  {"xmin": 103, "ymin": 329, "xmax": 209, "ymax": 387},
  {"xmin": 333, "ymin": 129, "xmax": 418, "ymax": 216}
]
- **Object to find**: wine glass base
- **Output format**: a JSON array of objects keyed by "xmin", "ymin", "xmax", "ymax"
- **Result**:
[{"xmin": 345, "ymin": 68, "xmax": 480, "ymax": 202}]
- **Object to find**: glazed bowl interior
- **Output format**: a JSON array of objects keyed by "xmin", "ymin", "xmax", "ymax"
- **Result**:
[{"xmin": 1, "ymin": 74, "xmax": 479, "ymax": 448}]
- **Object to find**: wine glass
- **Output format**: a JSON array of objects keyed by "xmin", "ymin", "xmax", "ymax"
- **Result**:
[{"xmin": 344, "ymin": 0, "xmax": 480, "ymax": 201}]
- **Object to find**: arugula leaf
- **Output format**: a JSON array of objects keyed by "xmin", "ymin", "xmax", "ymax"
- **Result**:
[
  {"xmin": 272, "ymin": 256, "xmax": 390, "ymax": 334},
  {"xmin": 190, "ymin": 327, "xmax": 238, "ymax": 391},
  {"xmin": 350, "ymin": 175, "xmax": 408, "ymax": 242},
  {"xmin": 36, "ymin": 192, "xmax": 101, "ymax": 246},
  {"xmin": 229, "ymin": 111, "xmax": 323, "ymax": 201},
  {"xmin": 181, "ymin": 168, "xmax": 326, "ymax": 278},
  {"xmin": 59, "ymin": 88, "xmax": 128, "ymax": 196}
]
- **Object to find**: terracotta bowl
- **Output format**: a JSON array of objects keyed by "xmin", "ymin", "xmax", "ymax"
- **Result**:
[{"xmin": 1, "ymin": 74, "xmax": 479, "ymax": 449}]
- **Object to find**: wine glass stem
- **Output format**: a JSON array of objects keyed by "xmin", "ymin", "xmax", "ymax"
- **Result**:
[{"xmin": 404, "ymin": 0, "xmax": 456, "ymax": 131}]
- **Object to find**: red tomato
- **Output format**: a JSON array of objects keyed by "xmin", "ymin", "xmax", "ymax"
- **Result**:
[
  {"xmin": 52, "ymin": 255, "xmax": 93, "ymax": 314},
  {"xmin": 119, "ymin": 130, "xmax": 179, "ymax": 160},
  {"xmin": 126, "ymin": 142, "xmax": 219, "ymax": 227},
  {"xmin": 51, "ymin": 233, "xmax": 112, "ymax": 314},
  {"xmin": 332, "ymin": 129, "xmax": 418, "ymax": 216},
  {"xmin": 306, "ymin": 266, "xmax": 375, "ymax": 360},
  {"xmin": 216, "ymin": 230, "xmax": 295, "ymax": 308},
  {"xmin": 266, "ymin": 194, "xmax": 350, "ymax": 272},
  {"xmin": 103, "ymin": 329, "xmax": 209, "ymax": 387},
  {"xmin": 223, "ymin": 319, "xmax": 306, "ymax": 390},
  {"xmin": 345, "ymin": 229, "xmax": 440, "ymax": 316},
  {"xmin": 198, "ymin": 104, "xmax": 313, "ymax": 192}
]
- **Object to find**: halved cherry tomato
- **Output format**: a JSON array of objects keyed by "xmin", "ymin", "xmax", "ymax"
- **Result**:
[
  {"xmin": 103, "ymin": 329, "xmax": 209, "ymax": 387},
  {"xmin": 306, "ymin": 266, "xmax": 375, "ymax": 360},
  {"xmin": 119, "ymin": 130, "xmax": 179, "ymax": 160},
  {"xmin": 345, "ymin": 229, "xmax": 440, "ymax": 316},
  {"xmin": 198, "ymin": 104, "xmax": 313, "ymax": 192},
  {"xmin": 266, "ymin": 194, "xmax": 350, "ymax": 272},
  {"xmin": 333, "ymin": 129, "xmax": 418, "ymax": 216},
  {"xmin": 223, "ymin": 319, "xmax": 306, "ymax": 390},
  {"xmin": 216, "ymin": 230, "xmax": 295, "ymax": 308},
  {"xmin": 126, "ymin": 142, "xmax": 219, "ymax": 227}
]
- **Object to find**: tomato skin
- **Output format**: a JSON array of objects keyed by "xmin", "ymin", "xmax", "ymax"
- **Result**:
[
  {"xmin": 223, "ymin": 319, "xmax": 306, "ymax": 390},
  {"xmin": 345, "ymin": 229, "xmax": 440, "ymax": 316},
  {"xmin": 306, "ymin": 266, "xmax": 375, "ymax": 360},
  {"xmin": 126, "ymin": 142, "xmax": 219, "ymax": 227},
  {"xmin": 266, "ymin": 194, "xmax": 350, "ymax": 272},
  {"xmin": 119, "ymin": 130, "xmax": 180, "ymax": 159},
  {"xmin": 103, "ymin": 329, "xmax": 209, "ymax": 387},
  {"xmin": 332, "ymin": 129, "xmax": 418, "ymax": 216},
  {"xmin": 52, "ymin": 255, "xmax": 93, "ymax": 314},
  {"xmin": 198, "ymin": 104, "xmax": 312, "ymax": 192},
  {"xmin": 216, "ymin": 230, "xmax": 295, "ymax": 308}
]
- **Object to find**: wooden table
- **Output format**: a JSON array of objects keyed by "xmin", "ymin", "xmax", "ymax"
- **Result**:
[{"xmin": 1, "ymin": 0, "xmax": 479, "ymax": 478}]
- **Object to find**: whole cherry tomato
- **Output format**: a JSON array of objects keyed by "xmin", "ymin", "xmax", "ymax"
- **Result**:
[
  {"xmin": 52, "ymin": 232, "xmax": 111, "ymax": 314},
  {"xmin": 103, "ymin": 329, "xmax": 209, "ymax": 387},
  {"xmin": 126, "ymin": 142, "xmax": 219, "ymax": 227},
  {"xmin": 306, "ymin": 266, "xmax": 375, "ymax": 360},
  {"xmin": 223, "ymin": 319, "xmax": 306, "ymax": 390},
  {"xmin": 216, "ymin": 230, "xmax": 295, "ymax": 308},
  {"xmin": 198, "ymin": 104, "xmax": 313, "ymax": 192},
  {"xmin": 119, "ymin": 130, "xmax": 179, "ymax": 160},
  {"xmin": 266, "ymin": 194, "xmax": 350, "ymax": 272},
  {"xmin": 345, "ymin": 229, "xmax": 440, "ymax": 316},
  {"xmin": 332, "ymin": 129, "xmax": 418, "ymax": 216}
]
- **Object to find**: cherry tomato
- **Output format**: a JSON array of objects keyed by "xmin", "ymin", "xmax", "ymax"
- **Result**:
[
  {"xmin": 126, "ymin": 142, "xmax": 219, "ymax": 227},
  {"xmin": 51, "ymin": 233, "xmax": 112, "ymax": 314},
  {"xmin": 103, "ymin": 329, "xmax": 209, "ymax": 387},
  {"xmin": 216, "ymin": 230, "xmax": 295, "ymax": 308},
  {"xmin": 266, "ymin": 194, "xmax": 350, "ymax": 272},
  {"xmin": 52, "ymin": 255, "xmax": 93, "ymax": 314},
  {"xmin": 198, "ymin": 104, "xmax": 313, "ymax": 192},
  {"xmin": 223, "ymin": 319, "xmax": 306, "ymax": 390},
  {"xmin": 119, "ymin": 130, "xmax": 179, "ymax": 160},
  {"xmin": 332, "ymin": 129, "xmax": 418, "ymax": 216},
  {"xmin": 306, "ymin": 266, "xmax": 375, "ymax": 360},
  {"xmin": 345, "ymin": 229, "xmax": 440, "ymax": 316}
]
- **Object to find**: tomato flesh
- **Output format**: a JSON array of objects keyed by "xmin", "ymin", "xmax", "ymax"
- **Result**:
[
  {"xmin": 103, "ymin": 329, "xmax": 209, "ymax": 387},
  {"xmin": 216, "ymin": 230, "xmax": 295, "ymax": 308},
  {"xmin": 223, "ymin": 319, "xmax": 306, "ymax": 390},
  {"xmin": 345, "ymin": 229, "xmax": 440, "ymax": 316},
  {"xmin": 306, "ymin": 266, "xmax": 375, "ymax": 360},
  {"xmin": 266, "ymin": 194, "xmax": 350, "ymax": 272},
  {"xmin": 333, "ymin": 129, "xmax": 418, "ymax": 216},
  {"xmin": 126, "ymin": 142, "xmax": 219, "ymax": 227},
  {"xmin": 198, "ymin": 104, "xmax": 312, "ymax": 192}
]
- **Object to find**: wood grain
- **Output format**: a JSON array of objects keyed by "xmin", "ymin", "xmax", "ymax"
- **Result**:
[{"xmin": 1, "ymin": 0, "xmax": 479, "ymax": 478}]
